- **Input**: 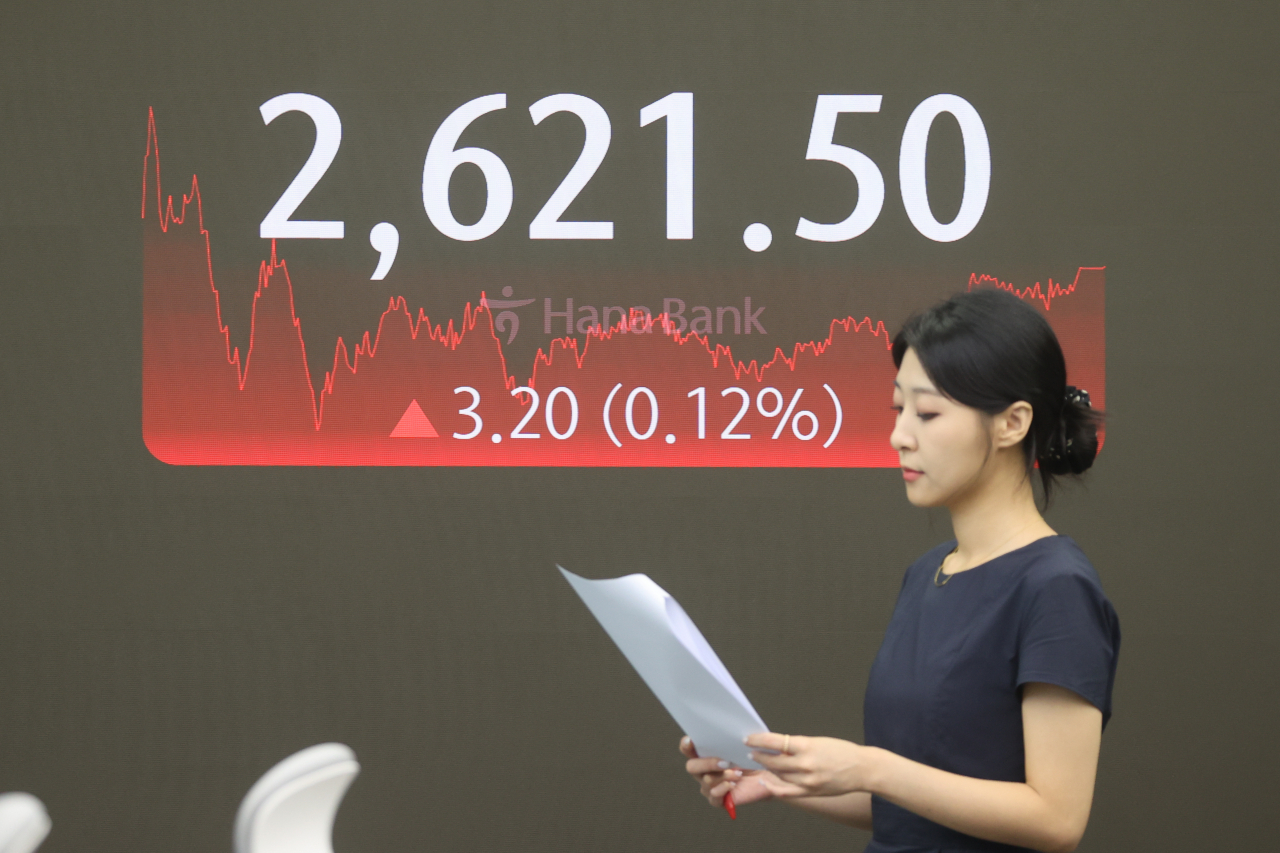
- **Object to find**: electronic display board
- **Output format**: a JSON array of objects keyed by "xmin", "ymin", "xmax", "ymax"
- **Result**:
[{"xmin": 142, "ymin": 90, "xmax": 1103, "ymax": 465}]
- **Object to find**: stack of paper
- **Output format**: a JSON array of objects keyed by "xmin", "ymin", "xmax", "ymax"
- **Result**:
[{"xmin": 559, "ymin": 566, "xmax": 770, "ymax": 769}]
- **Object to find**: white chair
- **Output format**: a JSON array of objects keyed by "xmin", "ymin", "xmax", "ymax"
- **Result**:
[
  {"xmin": 234, "ymin": 744, "xmax": 360, "ymax": 853},
  {"xmin": 0, "ymin": 793, "xmax": 50, "ymax": 853}
]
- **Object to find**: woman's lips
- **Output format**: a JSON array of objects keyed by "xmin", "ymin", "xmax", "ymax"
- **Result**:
[{"xmin": 902, "ymin": 468, "xmax": 922, "ymax": 482}]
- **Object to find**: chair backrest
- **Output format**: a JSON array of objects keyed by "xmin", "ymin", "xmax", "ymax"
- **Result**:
[
  {"xmin": 0, "ymin": 793, "xmax": 50, "ymax": 853},
  {"xmin": 234, "ymin": 744, "xmax": 360, "ymax": 853}
]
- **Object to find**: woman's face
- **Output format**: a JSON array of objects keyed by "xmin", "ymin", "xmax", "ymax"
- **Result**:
[{"xmin": 890, "ymin": 348, "xmax": 995, "ymax": 508}]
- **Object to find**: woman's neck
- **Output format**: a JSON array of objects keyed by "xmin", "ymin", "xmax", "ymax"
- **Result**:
[{"xmin": 945, "ymin": 456, "xmax": 1055, "ymax": 573}]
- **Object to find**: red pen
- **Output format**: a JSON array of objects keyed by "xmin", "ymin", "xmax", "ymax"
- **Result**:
[
  {"xmin": 722, "ymin": 790, "xmax": 737, "ymax": 819},
  {"xmin": 687, "ymin": 737, "xmax": 737, "ymax": 820}
]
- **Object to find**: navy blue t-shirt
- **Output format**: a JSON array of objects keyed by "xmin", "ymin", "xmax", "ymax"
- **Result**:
[{"xmin": 862, "ymin": 535, "xmax": 1120, "ymax": 853}]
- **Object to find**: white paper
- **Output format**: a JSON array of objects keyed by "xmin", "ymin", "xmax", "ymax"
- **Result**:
[{"xmin": 558, "ymin": 566, "xmax": 769, "ymax": 769}]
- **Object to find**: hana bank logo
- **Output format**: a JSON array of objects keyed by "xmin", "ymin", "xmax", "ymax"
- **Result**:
[
  {"xmin": 479, "ymin": 286, "xmax": 538, "ymax": 344},
  {"xmin": 481, "ymin": 288, "xmax": 767, "ymax": 345}
]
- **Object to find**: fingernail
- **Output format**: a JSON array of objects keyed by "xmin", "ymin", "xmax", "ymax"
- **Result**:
[
  {"xmin": 731, "ymin": 769, "xmax": 743, "ymax": 777},
  {"xmin": 717, "ymin": 760, "xmax": 730, "ymax": 769}
]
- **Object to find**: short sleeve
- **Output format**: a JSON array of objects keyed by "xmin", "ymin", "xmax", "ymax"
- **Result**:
[{"xmin": 1017, "ymin": 571, "xmax": 1121, "ymax": 728}]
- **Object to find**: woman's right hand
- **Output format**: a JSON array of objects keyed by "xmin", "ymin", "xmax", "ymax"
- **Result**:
[{"xmin": 680, "ymin": 736, "xmax": 777, "ymax": 809}]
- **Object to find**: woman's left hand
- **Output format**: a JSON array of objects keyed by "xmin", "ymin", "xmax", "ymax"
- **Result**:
[{"xmin": 745, "ymin": 732, "xmax": 880, "ymax": 799}]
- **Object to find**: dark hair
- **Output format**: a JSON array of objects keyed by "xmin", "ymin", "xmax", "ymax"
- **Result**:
[{"xmin": 891, "ymin": 288, "xmax": 1104, "ymax": 505}]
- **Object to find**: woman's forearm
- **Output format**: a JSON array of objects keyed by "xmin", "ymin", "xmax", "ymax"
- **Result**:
[
  {"xmin": 864, "ymin": 747, "xmax": 1083, "ymax": 853},
  {"xmin": 782, "ymin": 790, "xmax": 873, "ymax": 831}
]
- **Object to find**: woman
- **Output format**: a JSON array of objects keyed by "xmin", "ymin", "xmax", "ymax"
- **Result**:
[{"xmin": 681, "ymin": 288, "xmax": 1121, "ymax": 853}]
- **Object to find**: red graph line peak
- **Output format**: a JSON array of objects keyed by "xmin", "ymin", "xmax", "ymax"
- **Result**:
[
  {"xmin": 143, "ymin": 107, "xmax": 250, "ymax": 388},
  {"xmin": 319, "ymin": 295, "xmax": 497, "ymax": 408},
  {"xmin": 968, "ymin": 267, "xmax": 1106, "ymax": 311},
  {"xmin": 142, "ymin": 107, "xmax": 204, "ymax": 234}
]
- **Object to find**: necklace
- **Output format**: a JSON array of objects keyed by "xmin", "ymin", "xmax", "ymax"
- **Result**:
[
  {"xmin": 933, "ymin": 547, "xmax": 959, "ymax": 586},
  {"xmin": 933, "ymin": 522, "xmax": 1040, "ymax": 587}
]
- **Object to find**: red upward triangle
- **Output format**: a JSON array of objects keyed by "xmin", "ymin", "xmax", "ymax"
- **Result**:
[{"xmin": 390, "ymin": 400, "xmax": 439, "ymax": 438}]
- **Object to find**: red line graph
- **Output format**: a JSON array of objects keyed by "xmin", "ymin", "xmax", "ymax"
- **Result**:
[
  {"xmin": 141, "ymin": 109, "xmax": 1105, "ymax": 466},
  {"xmin": 968, "ymin": 270, "xmax": 1100, "ymax": 312}
]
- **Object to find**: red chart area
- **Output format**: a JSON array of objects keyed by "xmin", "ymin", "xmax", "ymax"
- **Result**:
[{"xmin": 141, "ymin": 111, "xmax": 1105, "ymax": 467}]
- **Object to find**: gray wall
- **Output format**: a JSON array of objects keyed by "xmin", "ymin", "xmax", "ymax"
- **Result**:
[{"xmin": 1, "ymin": 1, "xmax": 1276, "ymax": 850}]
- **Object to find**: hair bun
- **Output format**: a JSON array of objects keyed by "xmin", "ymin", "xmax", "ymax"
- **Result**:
[{"xmin": 1039, "ymin": 386, "xmax": 1101, "ymax": 475}]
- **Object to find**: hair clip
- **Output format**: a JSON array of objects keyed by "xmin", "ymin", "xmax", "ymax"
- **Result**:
[{"xmin": 1065, "ymin": 386, "xmax": 1091, "ymax": 408}]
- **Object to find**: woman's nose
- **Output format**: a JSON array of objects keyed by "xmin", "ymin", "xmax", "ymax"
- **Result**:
[{"xmin": 889, "ymin": 414, "xmax": 914, "ymax": 453}]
